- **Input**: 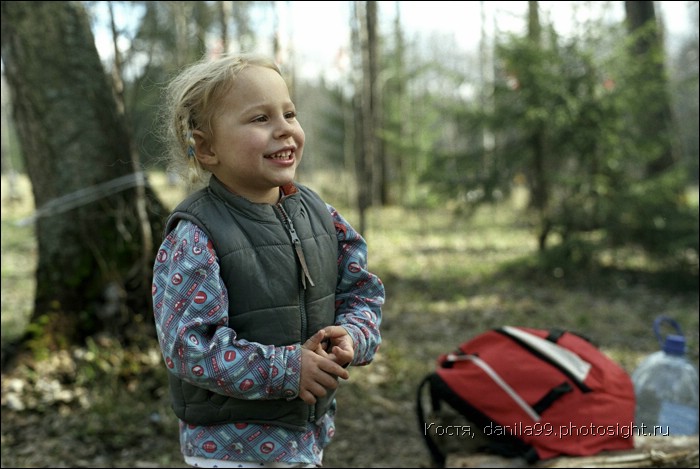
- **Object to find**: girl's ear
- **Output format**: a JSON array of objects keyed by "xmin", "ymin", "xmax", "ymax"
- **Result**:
[{"xmin": 192, "ymin": 130, "xmax": 217, "ymax": 165}]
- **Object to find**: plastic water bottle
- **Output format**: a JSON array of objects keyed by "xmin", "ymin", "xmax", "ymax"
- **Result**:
[{"xmin": 631, "ymin": 316, "xmax": 699, "ymax": 435}]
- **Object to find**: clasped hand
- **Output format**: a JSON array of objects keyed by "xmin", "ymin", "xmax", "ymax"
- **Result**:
[{"xmin": 298, "ymin": 326, "xmax": 354, "ymax": 405}]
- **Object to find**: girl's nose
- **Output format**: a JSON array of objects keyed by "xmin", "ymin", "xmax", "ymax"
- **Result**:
[{"xmin": 274, "ymin": 118, "xmax": 295, "ymax": 138}]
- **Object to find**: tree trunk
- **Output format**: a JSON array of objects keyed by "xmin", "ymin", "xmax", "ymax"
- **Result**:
[
  {"xmin": 389, "ymin": 3, "xmax": 406, "ymax": 205},
  {"xmin": 1, "ymin": 1, "xmax": 167, "ymax": 356},
  {"xmin": 624, "ymin": 0, "xmax": 677, "ymax": 175},
  {"xmin": 353, "ymin": 0, "xmax": 379, "ymax": 235},
  {"xmin": 218, "ymin": 1, "xmax": 230, "ymax": 53},
  {"xmin": 525, "ymin": 0, "xmax": 550, "ymax": 251},
  {"xmin": 365, "ymin": 1, "xmax": 384, "ymax": 208}
]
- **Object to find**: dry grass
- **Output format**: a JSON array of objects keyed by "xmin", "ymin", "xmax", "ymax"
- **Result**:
[{"xmin": 1, "ymin": 172, "xmax": 698, "ymax": 468}]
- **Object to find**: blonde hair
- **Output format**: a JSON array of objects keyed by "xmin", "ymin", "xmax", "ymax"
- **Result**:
[{"xmin": 160, "ymin": 53, "xmax": 282, "ymax": 187}]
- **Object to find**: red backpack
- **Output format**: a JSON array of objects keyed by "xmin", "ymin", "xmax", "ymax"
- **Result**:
[{"xmin": 416, "ymin": 327, "xmax": 636, "ymax": 466}]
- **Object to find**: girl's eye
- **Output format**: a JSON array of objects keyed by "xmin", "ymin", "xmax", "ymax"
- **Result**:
[
  {"xmin": 252, "ymin": 115, "xmax": 268, "ymax": 123},
  {"xmin": 284, "ymin": 111, "xmax": 297, "ymax": 120}
]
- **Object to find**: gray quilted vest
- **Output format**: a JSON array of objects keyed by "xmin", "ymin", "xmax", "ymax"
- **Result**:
[{"xmin": 163, "ymin": 176, "xmax": 338, "ymax": 430}]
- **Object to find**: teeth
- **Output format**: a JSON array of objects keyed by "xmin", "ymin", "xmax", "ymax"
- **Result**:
[{"xmin": 269, "ymin": 151, "xmax": 292, "ymax": 159}]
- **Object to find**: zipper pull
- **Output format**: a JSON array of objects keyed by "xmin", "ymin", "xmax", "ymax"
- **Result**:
[
  {"xmin": 293, "ymin": 237, "xmax": 315, "ymax": 289},
  {"xmin": 277, "ymin": 204, "xmax": 315, "ymax": 289}
]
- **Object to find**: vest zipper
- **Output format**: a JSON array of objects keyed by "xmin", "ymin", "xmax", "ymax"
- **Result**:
[
  {"xmin": 275, "ymin": 202, "xmax": 316, "ymax": 424},
  {"xmin": 275, "ymin": 203, "xmax": 315, "ymax": 289}
]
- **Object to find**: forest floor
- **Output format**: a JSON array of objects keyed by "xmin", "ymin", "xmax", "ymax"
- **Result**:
[{"xmin": 1, "ymin": 173, "xmax": 698, "ymax": 468}]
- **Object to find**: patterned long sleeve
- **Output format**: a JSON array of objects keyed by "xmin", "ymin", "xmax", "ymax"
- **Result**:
[{"xmin": 328, "ymin": 205, "xmax": 384, "ymax": 366}]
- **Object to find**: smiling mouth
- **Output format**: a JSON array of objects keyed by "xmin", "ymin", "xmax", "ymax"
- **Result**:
[{"xmin": 266, "ymin": 150, "xmax": 294, "ymax": 160}]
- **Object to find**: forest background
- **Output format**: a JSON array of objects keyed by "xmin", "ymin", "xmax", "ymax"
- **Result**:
[{"xmin": 1, "ymin": 1, "xmax": 698, "ymax": 467}]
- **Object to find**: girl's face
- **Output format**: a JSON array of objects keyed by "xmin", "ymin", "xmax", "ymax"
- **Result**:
[{"xmin": 193, "ymin": 65, "xmax": 304, "ymax": 204}]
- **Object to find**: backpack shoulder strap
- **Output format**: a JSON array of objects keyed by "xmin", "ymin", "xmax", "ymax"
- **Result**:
[{"xmin": 416, "ymin": 374, "xmax": 448, "ymax": 467}]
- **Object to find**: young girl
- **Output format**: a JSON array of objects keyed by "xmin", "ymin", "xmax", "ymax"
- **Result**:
[{"xmin": 151, "ymin": 52, "xmax": 384, "ymax": 468}]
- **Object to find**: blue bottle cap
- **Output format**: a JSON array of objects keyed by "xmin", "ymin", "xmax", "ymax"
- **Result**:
[
  {"xmin": 654, "ymin": 316, "xmax": 685, "ymax": 355},
  {"xmin": 663, "ymin": 334, "xmax": 686, "ymax": 356}
]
